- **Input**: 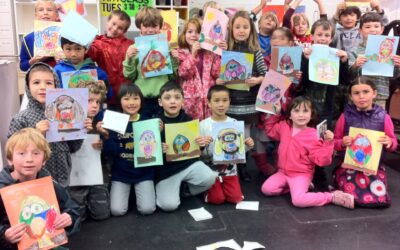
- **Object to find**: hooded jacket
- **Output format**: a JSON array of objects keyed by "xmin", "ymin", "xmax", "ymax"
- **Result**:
[{"xmin": 8, "ymin": 63, "xmax": 83, "ymax": 186}]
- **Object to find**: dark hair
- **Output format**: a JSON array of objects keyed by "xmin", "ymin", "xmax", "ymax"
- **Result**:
[
  {"xmin": 272, "ymin": 27, "xmax": 294, "ymax": 42},
  {"xmin": 339, "ymin": 6, "xmax": 362, "ymax": 19},
  {"xmin": 286, "ymin": 96, "xmax": 319, "ymax": 127},
  {"xmin": 117, "ymin": 84, "xmax": 144, "ymax": 112},
  {"xmin": 207, "ymin": 85, "xmax": 230, "ymax": 101},
  {"xmin": 349, "ymin": 76, "xmax": 377, "ymax": 94},
  {"xmin": 108, "ymin": 10, "xmax": 131, "ymax": 32},
  {"xmin": 159, "ymin": 81, "xmax": 184, "ymax": 98},
  {"xmin": 311, "ymin": 19, "xmax": 335, "ymax": 38},
  {"xmin": 60, "ymin": 37, "xmax": 86, "ymax": 49},
  {"xmin": 359, "ymin": 12, "xmax": 384, "ymax": 29}
]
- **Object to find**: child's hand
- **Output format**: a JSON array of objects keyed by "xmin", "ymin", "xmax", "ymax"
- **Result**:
[
  {"xmin": 378, "ymin": 135, "xmax": 393, "ymax": 149},
  {"xmin": 216, "ymin": 40, "xmax": 228, "ymax": 50},
  {"xmin": 370, "ymin": 0, "xmax": 383, "ymax": 13},
  {"xmin": 4, "ymin": 223, "xmax": 26, "ymax": 244},
  {"xmin": 92, "ymin": 139, "xmax": 103, "ymax": 150},
  {"xmin": 244, "ymin": 137, "xmax": 255, "ymax": 149},
  {"xmin": 126, "ymin": 45, "xmax": 138, "ymax": 59},
  {"xmin": 391, "ymin": 55, "xmax": 400, "ymax": 67},
  {"xmin": 159, "ymin": 119, "xmax": 164, "ymax": 132},
  {"xmin": 295, "ymin": 71, "xmax": 303, "ymax": 82},
  {"xmin": 272, "ymin": 101, "xmax": 282, "ymax": 115},
  {"xmin": 162, "ymin": 143, "xmax": 169, "ymax": 153},
  {"xmin": 54, "ymin": 213, "xmax": 72, "ymax": 230},
  {"xmin": 354, "ymin": 55, "xmax": 367, "ymax": 68},
  {"xmin": 36, "ymin": 120, "xmax": 50, "ymax": 135},
  {"xmin": 170, "ymin": 48, "xmax": 179, "ymax": 59},
  {"xmin": 342, "ymin": 136, "xmax": 353, "ymax": 147},
  {"xmin": 195, "ymin": 136, "xmax": 212, "ymax": 147},
  {"xmin": 216, "ymin": 78, "xmax": 226, "ymax": 85},
  {"xmin": 96, "ymin": 121, "xmax": 109, "ymax": 138},
  {"xmin": 303, "ymin": 47, "xmax": 313, "ymax": 59},
  {"xmin": 336, "ymin": 49, "xmax": 348, "ymax": 62},
  {"xmin": 259, "ymin": 0, "xmax": 268, "ymax": 8},
  {"xmin": 245, "ymin": 76, "xmax": 263, "ymax": 87},
  {"xmin": 84, "ymin": 118, "xmax": 93, "ymax": 131},
  {"xmin": 191, "ymin": 41, "xmax": 201, "ymax": 57},
  {"xmin": 324, "ymin": 130, "xmax": 334, "ymax": 141}
]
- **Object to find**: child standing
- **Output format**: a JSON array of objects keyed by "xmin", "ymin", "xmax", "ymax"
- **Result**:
[
  {"xmin": 156, "ymin": 81, "xmax": 216, "ymax": 211},
  {"xmin": 258, "ymin": 12, "xmax": 279, "ymax": 62},
  {"xmin": 261, "ymin": 96, "xmax": 354, "ymax": 209},
  {"xmin": 333, "ymin": 77, "xmax": 398, "ymax": 207},
  {"xmin": 101, "ymin": 84, "xmax": 155, "ymax": 216},
  {"xmin": 86, "ymin": 10, "xmax": 133, "ymax": 108},
  {"xmin": 177, "ymin": 18, "xmax": 222, "ymax": 120},
  {"xmin": 0, "ymin": 128, "xmax": 80, "ymax": 250},
  {"xmin": 200, "ymin": 85, "xmax": 254, "ymax": 204},
  {"xmin": 8, "ymin": 63, "xmax": 85, "ymax": 187}
]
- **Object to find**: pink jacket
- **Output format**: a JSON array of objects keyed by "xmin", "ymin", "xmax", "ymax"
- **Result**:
[{"xmin": 263, "ymin": 115, "xmax": 334, "ymax": 177}]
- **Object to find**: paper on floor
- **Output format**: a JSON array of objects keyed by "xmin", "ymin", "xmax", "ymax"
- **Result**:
[
  {"xmin": 236, "ymin": 201, "xmax": 259, "ymax": 211},
  {"xmin": 196, "ymin": 239, "xmax": 241, "ymax": 250},
  {"xmin": 188, "ymin": 207, "xmax": 213, "ymax": 221}
]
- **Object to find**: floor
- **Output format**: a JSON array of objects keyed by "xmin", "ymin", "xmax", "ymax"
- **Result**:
[{"xmin": 67, "ymin": 153, "xmax": 400, "ymax": 250}]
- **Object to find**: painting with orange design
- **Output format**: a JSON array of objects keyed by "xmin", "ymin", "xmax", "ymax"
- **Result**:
[
  {"xmin": 34, "ymin": 20, "xmax": 63, "ymax": 57},
  {"xmin": 0, "ymin": 176, "xmax": 68, "ymax": 250},
  {"xmin": 160, "ymin": 10, "xmax": 178, "ymax": 48},
  {"xmin": 136, "ymin": 33, "xmax": 173, "ymax": 78},
  {"xmin": 45, "ymin": 88, "xmax": 88, "ymax": 143}
]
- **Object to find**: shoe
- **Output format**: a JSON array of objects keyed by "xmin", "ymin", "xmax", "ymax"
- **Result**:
[
  {"xmin": 251, "ymin": 153, "xmax": 277, "ymax": 176},
  {"xmin": 332, "ymin": 190, "xmax": 354, "ymax": 209},
  {"xmin": 238, "ymin": 165, "xmax": 252, "ymax": 182}
]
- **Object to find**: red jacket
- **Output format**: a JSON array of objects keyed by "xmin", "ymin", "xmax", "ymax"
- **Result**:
[
  {"xmin": 263, "ymin": 114, "xmax": 334, "ymax": 177},
  {"xmin": 87, "ymin": 35, "xmax": 133, "ymax": 104}
]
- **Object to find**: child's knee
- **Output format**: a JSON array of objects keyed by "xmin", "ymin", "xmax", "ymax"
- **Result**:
[
  {"xmin": 110, "ymin": 204, "xmax": 128, "ymax": 216},
  {"xmin": 156, "ymin": 198, "xmax": 180, "ymax": 212},
  {"xmin": 291, "ymin": 196, "xmax": 307, "ymax": 208},
  {"xmin": 137, "ymin": 203, "xmax": 156, "ymax": 215}
]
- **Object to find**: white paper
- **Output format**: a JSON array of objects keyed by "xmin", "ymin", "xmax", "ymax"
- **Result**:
[
  {"xmin": 242, "ymin": 241, "xmax": 266, "ymax": 250},
  {"xmin": 196, "ymin": 239, "xmax": 241, "ymax": 250},
  {"xmin": 69, "ymin": 134, "xmax": 103, "ymax": 186},
  {"xmin": 236, "ymin": 201, "xmax": 259, "ymax": 211},
  {"xmin": 188, "ymin": 207, "xmax": 213, "ymax": 221},
  {"xmin": 102, "ymin": 110, "xmax": 130, "ymax": 134}
]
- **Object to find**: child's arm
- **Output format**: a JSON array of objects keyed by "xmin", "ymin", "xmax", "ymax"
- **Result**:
[
  {"xmin": 122, "ymin": 45, "xmax": 139, "ymax": 81},
  {"xmin": 67, "ymin": 139, "xmax": 84, "ymax": 154},
  {"xmin": 55, "ymin": 183, "xmax": 80, "ymax": 235},
  {"xmin": 19, "ymin": 35, "xmax": 33, "ymax": 72},
  {"xmin": 178, "ymin": 48, "xmax": 198, "ymax": 80},
  {"xmin": 283, "ymin": 0, "xmax": 302, "ymax": 29},
  {"xmin": 307, "ymin": 131, "xmax": 335, "ymax": 167},
  {"xmin": 314, "ymin": 0, "xmax": 327, "ymax": 20},
  {"xmin": 244, "ymin": 137, "xmax": 255, "ymax": 151},
  {"xmin": 251, "ymin": 0, "xmax": 268, "ymax": 17},
  {"xmin": 3, "ymin": 223, "xmax": 26, "ymax": 247},
  {"xmin": 246, "ymin": 50, "xmax": 267, "ymax": 87},
  {"xmin": 333, "ymin": 114, "xmax": 350, "ymax": 151},
  {"xmin": 210, "ymin": 54, "xmax": 222, "ymax": 80},
  {"xmin": 378, "ymin": 114, "xmax": 398, "ymax": 151}
]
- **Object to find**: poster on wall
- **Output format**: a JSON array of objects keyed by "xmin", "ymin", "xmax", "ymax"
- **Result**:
[{"xmin": 99, "ymin": 0, "xmax": 154, "ymax": 17}]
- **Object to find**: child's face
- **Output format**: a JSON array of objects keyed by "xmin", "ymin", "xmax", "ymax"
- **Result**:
[
  {"xmin": 8, "ymin": 143, "xmax": 45, "ymax": 181},
  {"xmin": 293, "ymin": 18, "xmax": 308, "ymax": 37},
  {"xmin": 208, "ymin": 91, "xmax": 230, "ymax": 119},
  {"xmin": 185, "ymin": 23, "xmax": 200, "ymax": 46},
  {"xmin": 62, "ymin": 43, "xmax": 86, "ymax": 65},
  {"xmin": 158, "ymin": 89, "xmax": 184, "ymax": 118},
  {"xmin": 360, "ymin": 22, "xmax": 384, "ymax": 41},
  {"xmin": 29, "ymin": 71, "xmax": 55, "ymax": 104},
  {"xmin": 340, "ymin": 13, "xmax": 358, "ymax": 29},
  {"xmin": 106, "ymin": 16, "xmax": 129, "ymax": 38},
  {"xmin": 121, "ymin": 93, "xmax": 141, "ymax": 118},
  {"xmin": 88, "ymin": 93, "xmax": 102, "ymax": 118},
  {"xmin": 233, "ymin": 17, "xmax": 251, "ymax": 42},
  {"xmin": 259, "ymin": 17, "xmax": 277, "ymax": 35},
  {"xmin": 350, "ymin": 83, "xmax": 377, "ymax": 111},
  {"xmin": 312, "ymin": 26, "xmax": 333, "ymax": 45},
  {"xmin": 35, "ymin": 2, "xmax": 59, "ymax": 21},
  {"xmin": 140, "ymin": 24, "xmax": 161, "ymax": 36},
  {"xmin": 290, "ymin": 102, "xmax": 312, "ymax": 129},
  {"xmin": 271, "ymin": 30, "xmax": 293, "ymax": 47}
]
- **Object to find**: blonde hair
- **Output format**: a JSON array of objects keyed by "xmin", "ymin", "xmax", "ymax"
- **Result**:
[
  {"xmin": 202, "ymin": 1, "xmax": 223, "ymax": 14},
  {"xmin": 78, "ymin": 80, "xmax": 108, "ymax": 102},
  {"xmin": 135, "ymin": 7, "xmax": 163, "ymax": 29},
  {"xmin": 292, "ymin": 13, "xmax": 309, "ymax": 31},
  {"xmin": 228, "ymin": 11, "xmax": 260, "ymax": 52},
  {"xmin": 178, "ymin": 18, "xmax": 202, "ymax": 49},
  {"xmin": 6, "ymin": 128, "xmax": 51, "ymax": 162},
  {"xmin": 35, "ymin": 0, "xmax": 58, "ymax": 11},
  {"xmin": 259, "ymin": 12, "xmax": 279, "ymax": 31}
]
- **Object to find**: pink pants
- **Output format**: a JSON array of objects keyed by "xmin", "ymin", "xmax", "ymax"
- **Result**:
[{"xmin": 261, "ymin": 171, "xmax": 333, "ymax": 208}]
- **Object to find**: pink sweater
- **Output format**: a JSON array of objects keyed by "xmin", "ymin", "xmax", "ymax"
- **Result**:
[{"xmin": 263, "ymin": 115, "xmax": 334, "ymax": 177}]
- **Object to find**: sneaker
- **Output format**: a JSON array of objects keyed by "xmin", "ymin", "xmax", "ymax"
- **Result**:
[{"xmin": 332, "ymin": 190, "xmax": 354, "ymax": 209}]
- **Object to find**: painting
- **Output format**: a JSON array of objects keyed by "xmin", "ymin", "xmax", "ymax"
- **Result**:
[
  {"xmin": 309, "ymin": 44, "xmax": 340, "ymax": 86},
  {"xmin": 165, "ymin": 120, "xmax": 201, "ymax": 162},
  {"xmin": 363, "ymin": 35, "xmax": 399, "ymax": 77},
  {"xmin": 70, "ymin": 134, "xmax": 103, "ymax": 186},
  {"xmin": 342, "ymin": 127, "xmax": 385, "ymax": 175},
  {"xmin": 271, "ymin": 46, "xmax": 302, "ymax": 84},
  {"xmin": 316, "ymin": 119, "xmax": 327, "ymax": 139},
  {"xmin": 136, "ymin": 33, "xmax": 173, "ymax": 78},
  {"xmin": 294, "ymin": 5, "xmax": 306, "ymax": 14},
  {"xmin": 0, "ymin": 176, "xmax": 68, "ymax": 250},
  {"xmin": 61, "ymin": 69, "xmax": 98, "ymax": 88},
  {"xmin": 34, "ymin": 20, "xmax": 63, "ymax": 57},
  {"xmin": 199, "ymin": 7, "xmax": 229, "ymax": 55},
  {"xmin": 219, "ymin": 51, "xmax": 254, "ymax": 91},
  {"xmin": 56, "ymin": 0, "xmax": 86, "ymax": 17},
  {"xmin": 45, "ymin": 88, "xmax": 88, "ymax": 143},
  {"xmin": 212, "ymin": 121, "xmax": 246, "ymax": 164},
  {"xmin": 133, "ymin": 118, "xmax": 163, "ymax": 167},
  {"xmin": 256, "ymin": 69, "xmax": 292, "ymax": 114},
  {"xmin": 344, "ymin": 0, "xmax": 370, "ymax": 7},
  {"xmin": 161, "ymin": 10, "xmax": 178, "ymax": 48},
  {"xmin": 262, "ymin": 5, "xmax": 285, "ymax": 25}
]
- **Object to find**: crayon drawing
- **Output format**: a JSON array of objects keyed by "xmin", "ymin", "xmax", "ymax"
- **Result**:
[
  {"xmin": 133, "ymin": 119, "xmax": 163, "ymax": 167},
  {"xmin": 45, "ymin": 88, "xmax": 88, "ymax": 142},
  {"xmin": 136, "ymin": 33, "xmax": 173, "ymax": 78},
  {"xmin": 256, "ymin": 69, "xmax": 291, "ymax": 114},
  {"xmin": 363, "ymin": 35, "xmax": 399, "ymax": 77},
  {"xmin": 165, "ymin": 120, "xmax": 201, "ymax": 162},
  {"xmin": 161, "ymin": 10, "xmax": 178, "ymax": 48},
  {"xmin": 199, "ymin": 8, "xmax": 229, "ymax": 55},
  {"xmin": 309, "ymin": 44, "xmax": 339, "ymax": 85},
  {"xmin": 342, "ymin": 127, "xmax": 385, "ymax": 175},
  {"xmin": 34, "ymin": 20, "xmax": 63, "ymax": 57},
  {"xmin": 271, "ymin": 46, "xmax": 302, "ymax": 84},
  {"xmin": 57, "ymin": 0, "xmax": 86, "ymax": 17},
  {"xmin": 61, "ymin": 69, "xmax": 98, "ymax": 88},
  {"xmin": 262, "ymin": 5, "xmax": 285, "ymax": 25},
  {"xmin": 0, "ymin": 176, "xmax": 68, "ymax": 250},
  {"xmin": 212, "ymin": 121, "xmax": 246, "ymax": 164},
  {"xmin": 220, "ymin": 51, "xmax": 253, "ymax": 91}
]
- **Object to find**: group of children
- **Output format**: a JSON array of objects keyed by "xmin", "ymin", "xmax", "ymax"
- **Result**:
[{"xmin": 1, "ymin": 0, "xmax": 399, "ymax": 248}]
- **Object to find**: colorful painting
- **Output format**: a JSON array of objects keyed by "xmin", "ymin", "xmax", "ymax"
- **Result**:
[
  {"xmin": 256, "ymin": 69, "xmax": 291, "ymax": 114},
  {"xmin": 309, "ymin": 44, "xmax": 340, "ymax": 86},
  {"xmin": 45, "ymin": 88, "xmax": 88, "ymax": 143},
  {"xmin": 0, "ymin": 176, "xmax": 68, "ymax": 250},
  {"xmin": 345, "ymin": 0, "xmax": 370, "ymax": 7},
  {"xmin": 343, "ymin": 127, "xmax": 385, "ymax": 175},
  {"xmin": 199, "ymin": 8, "xmax": 229, "ymax": 55},
  {"xmin": 165, "ymin": 120, "xmax": 201, "ymax": 162},
  {"xmin": 262, "ymin": 5, "xmax": 285, "ymax": 25},
  {"xmin": 294, "ymin": 5, "xmax": 306, "ymax": 14},
  {"xmin": 363, "ymin": 35, "xmax": 399, "ymax": 77},
  {"xmin": 61, "ymin": 69, "xmax": 98, "ymax": 88},
  {"xmin": 133, "ymin": 118, "xmax": 163, "ymax": 167},
  {"xmin": 34, "ymin": 20, "xmax": 63, "ymax": 57},
  {"xmin": 212, "ymin": 121, "xmax": 246, "ymax": 164},
  {"xmin": 56, "ymin": 0, "xmax": 86, "ymax": 17},
  {"xmin": 317, "ymin": 119, "xmax": 327, "ymax": 139},
  {"xmin": 161, "ymin": 10, "xmax": 178, "ymax": 48},
  {"xmin": 136, "ymin": 33, "xmax": 173, "ymax": 78},
  {"xmin": 271, "ymin": 46, "xmax": 302, "ymax": 84},
  {"xmin": 220, "ymin": 51, "xmax": 254, "ymax": 91}
]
